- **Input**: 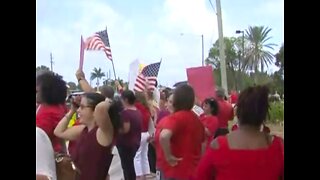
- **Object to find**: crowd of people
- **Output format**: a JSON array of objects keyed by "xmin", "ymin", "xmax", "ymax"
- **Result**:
[{"xmin": 36, "ymin": 69, "xmax": 284, "ymax": 180}]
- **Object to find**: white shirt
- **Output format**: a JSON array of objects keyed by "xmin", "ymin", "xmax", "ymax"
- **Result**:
[{"xmin": 36, "ymin": 127, "xmax": 57, "ymax": 180}]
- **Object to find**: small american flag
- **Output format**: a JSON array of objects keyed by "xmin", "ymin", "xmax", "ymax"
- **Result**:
[
  {"xmin": 85, "ymin": 28, "xmax": 113, "ymax": 61},
  {"xmin": 134, "ymin": 61, "xmax": 161, "ymax": 92}
]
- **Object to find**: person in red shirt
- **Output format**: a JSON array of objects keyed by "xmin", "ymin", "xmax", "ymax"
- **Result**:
[
  {"xmin": 215, "ymin": 88, "xmax": 234, "ymax": 138},
  {"xmin": 229, "ymin": 90, "xmax": 238, "ymax": 105},
  {"xmin": 231, "ymin": 105, "xmax": 271, "ymax": 134},
  {"xmin": 153, "ymin": 93, "xmax": 174, "ymax": 180},
  {"xmin": 157, "ymin": 90, "xmax": 174, "ymax": 123},
  {"xmin": 195, "ymin": 85, "xmax": 284, "ymax": 180},
  {"xmin": 134, "ymin": 91, "xmax": 152, "ymax": 180},
  {"xmin": 157, "ymin": 84, "xmax": 205, "ymax": 180},
  {"xmin": 200, "ymin": 98, "xmax": 219, "ymax": 150},
  {"xmin": 36, "ymin": 71, "xmax": 68, "ymax": 153}
]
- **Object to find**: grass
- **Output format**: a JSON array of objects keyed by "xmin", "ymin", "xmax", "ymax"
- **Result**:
[{"xmin": 267, "ymin": 123, "xmax": 284, "ymax": 139}]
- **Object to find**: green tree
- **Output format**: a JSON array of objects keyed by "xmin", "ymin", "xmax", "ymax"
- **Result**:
[
  {"xmin": 36, "ymin": 65, "xmax": 50, "ymax": 72},
  {"xmin": 206, "ymin": 37, "xmax": 247, "ymax": 90},
  {"xmin": 90, "ymin": 67, "xmax": 105, "ymax": 91},
  {"xmin": 275, "ymin": 43, "xmax": 284, "ymax": 78},
  {"xmin": 245, "ymin": 26, "xmax": 277, "ymax": 82},
  {"xmin": 67, "ymin": 82, "xmax": 77, "ymax": 90},
  {"xmin": 102, "ymin": 79, "xmax": 129, "ymax": 91}
]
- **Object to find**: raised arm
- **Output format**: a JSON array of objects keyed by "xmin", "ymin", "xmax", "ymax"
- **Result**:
[
  {"xmin": 94, "ymin": 98, "xmax": 114, "ymax": 147},
  {"xmin": 76, "ymin": 69, "xmax": 95, "ymax": 93},
  {"xmin": 54, "ymin": 102, "xmax": 85, "ymax": 141}
]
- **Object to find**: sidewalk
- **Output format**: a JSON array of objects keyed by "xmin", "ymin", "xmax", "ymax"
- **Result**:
[{"xmin": 109, "ymin": 147, "xmax": 156, "ymax": 180}]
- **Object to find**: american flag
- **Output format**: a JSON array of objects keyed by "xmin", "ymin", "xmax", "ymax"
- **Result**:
[
  {"xmin": 134, "ymin": 61, "xmax": 161, "ymax": 92},
  {"xmin": 85, "ymin": 28, "xmax": 113, "ymax": 61}
]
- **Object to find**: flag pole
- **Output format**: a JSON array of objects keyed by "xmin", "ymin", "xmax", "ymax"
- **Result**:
[
  {"xmin": 111, "ymin": 60, "xmax": 117, "ymax": 80},
  {"xmin": 105, "ymin": 26, "xmax": 117, "ymax": 80}
]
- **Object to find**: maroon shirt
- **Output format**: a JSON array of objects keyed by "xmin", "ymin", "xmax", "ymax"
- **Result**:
[
  {"xmin": 157, "ymin": 109, "xmax": 170, "ymax": 124},
  {"xmin": 71, "ymin": 127, "xmax": 114, "ymax": 180},
  {"xmin": 117, "ymin": 109, "xmax": 142, "ymax": 148}
]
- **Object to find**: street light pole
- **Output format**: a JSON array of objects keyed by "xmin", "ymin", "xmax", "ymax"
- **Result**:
[
  {"xmin": 236, "ymin": 30, "xmax": 245, "ymax": 69},
  {"xmin": 236, "ymin": 30, "xmax": 245, "ymax": 91}
]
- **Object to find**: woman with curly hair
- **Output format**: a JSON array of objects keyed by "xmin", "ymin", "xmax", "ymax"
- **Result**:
[{"xmin": 36, "ymin": 71, "xmax": 68, "ymax": 153}]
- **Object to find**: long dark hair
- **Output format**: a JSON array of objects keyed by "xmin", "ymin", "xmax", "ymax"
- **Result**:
[{"xmin": 108, "ymin": 96, "xmax": 123, "ymax": 132}]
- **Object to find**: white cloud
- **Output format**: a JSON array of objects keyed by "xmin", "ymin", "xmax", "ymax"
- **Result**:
[
  {"xmin": 36, "ymin": 0, "xmax": 137, "ymax": 83},
  {"xmin": 255, "ymin": 0, "xmax": 284, "ymax": 18},
  {"xmin": 159, "ymin": 0, "xmax": 217, "ymax": 36},
  {"xmin": 37, "ymin": 0, "xmax": 283, "ymax": 87}
]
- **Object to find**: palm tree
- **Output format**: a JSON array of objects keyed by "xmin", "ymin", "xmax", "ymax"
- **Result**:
[
  {"xmin": 245, "ymin": 26, "xmax": 277, "ymax": 80},
  {"xmin": 90, "ymin": 67, "xmax": 105, "ymax": 91},
  {"xmin": 275, "ymin": 44, "xmax": 284, "ymax": 69}
]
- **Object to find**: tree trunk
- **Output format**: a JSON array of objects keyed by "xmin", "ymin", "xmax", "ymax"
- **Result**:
[
  {"xmin": 97, "ymin": 78, "xmax": 100, "ymax": 92},
  {"xmin": 254, "ymin": 65, "xmax": 259, "ymax": 85}
]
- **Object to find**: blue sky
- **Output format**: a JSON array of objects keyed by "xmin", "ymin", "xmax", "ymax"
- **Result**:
[{"xmin": 36, "ymin": 0, "xmax": 284, "ymax": 87}]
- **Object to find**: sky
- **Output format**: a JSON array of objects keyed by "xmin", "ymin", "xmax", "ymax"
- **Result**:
[{"xmin": 36, "ymin": 0, "xmax": 284, "ymax": 87}]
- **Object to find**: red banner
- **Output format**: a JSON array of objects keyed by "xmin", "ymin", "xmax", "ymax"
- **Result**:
[{"xmin": 186, "ymin": 66, "xmax": 216, "ymax": 103}]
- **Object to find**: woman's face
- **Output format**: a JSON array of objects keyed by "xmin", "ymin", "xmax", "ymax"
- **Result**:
[
  {"xmin": 167, "ymin": 94, "xmax": 174, "ymax": 113},
  {"xmin": 77, "ymin": 97, "xmax": 95, "ymax": 125},
  {"xmin": 202, "ymin": 103, "xmax": 211, "ymax": 115}
]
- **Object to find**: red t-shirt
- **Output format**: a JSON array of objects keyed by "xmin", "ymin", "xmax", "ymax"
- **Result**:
[
  {"xmin": 195, "ymin": 136, "xmax": 284, "ymax": 180},
  {"xmin": 135, "ymin": 102, "xmax": 151, "ymax": 132},
  {"xmin": 154, "ymin": 116, "xmax": 169, "ymax": 168},
  {"xmin": 230, "ymin": 92, "xmax": 238, "ymax": 104},
  {"xmin": 158, "ymin": 110, "xmax": 205, "ymax": 179},
  {"xmin": 199, "ymin": 114, "xmax": 219, "ymax": 147},
  {"xmin": 36, "ymin": 104, "xmax": 68, "ymax": 152},
  {"xmin": 217, "ymin": 99, "xmax": 234, "ymax": 128}
]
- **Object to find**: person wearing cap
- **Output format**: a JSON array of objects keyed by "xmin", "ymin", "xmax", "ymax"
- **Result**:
[{"xmin": 214, "ymin": 88, "xmax": 234, "ymax": 138}]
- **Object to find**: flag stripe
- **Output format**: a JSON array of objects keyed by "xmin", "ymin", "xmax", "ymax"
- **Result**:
[
  {"xmin": 85, "ymin": 30, "xmax": 113, "ymax": 61},
  {"xmin": 134, "ymin": 62, "xmax": 161, "ymax": 92}
]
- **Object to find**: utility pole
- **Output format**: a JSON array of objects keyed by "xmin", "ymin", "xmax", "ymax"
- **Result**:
[
  {"xmin": 201, "ymin": 34, "xmax": 204, "ymax": 66},
  {"xmin": 50, "ymin": 52, "xmax": 54, "ymax": 72},
  {"xmin": 216, "ymin": 0, "xmax": 228, "ymax": 93},
  {"xmin": 180, "ymin": 33, "xmax": 204, "ymax": 66}
]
